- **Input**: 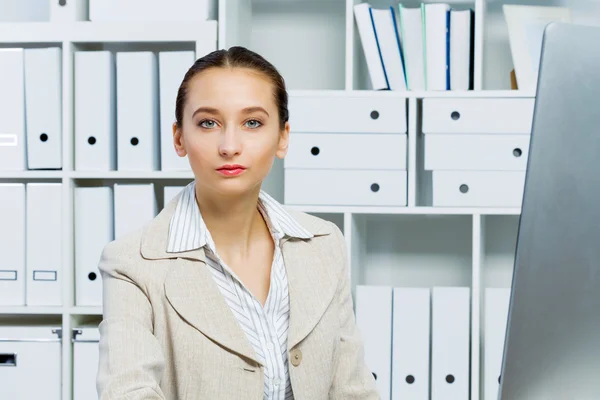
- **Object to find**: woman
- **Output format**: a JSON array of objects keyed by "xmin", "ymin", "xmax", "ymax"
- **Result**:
[{"xmin": 96, "ymin": 46, "xmax": 379, "ymax": 400}]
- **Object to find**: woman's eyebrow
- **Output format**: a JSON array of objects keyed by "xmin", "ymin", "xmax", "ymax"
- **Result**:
[
  {"xmin": 192, "ymin": 107, "xmax": 220, "ymax": 118},
  {"xmin": 241, "ymin": 106, "xmax": 269, "ymax": 116}
]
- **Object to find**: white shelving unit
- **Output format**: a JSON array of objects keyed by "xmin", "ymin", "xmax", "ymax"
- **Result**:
[
  {"xmin": 0, "ymin": 10, "xmax": 218, "ymax": 400},
  {"xmin": 1, "ymin": 0, "xmax": 599, "ymax": 399}
]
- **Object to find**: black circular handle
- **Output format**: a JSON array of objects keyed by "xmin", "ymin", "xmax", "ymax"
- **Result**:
[
  {"xmin": 40, "ymin": 133, "xmax": 48, "ymax": 142},
  {"xmin": 372, "ymin": 372, "xmax": 377, "ymax": 380},
  {"xmin": 88, "ymin": 272, "xmax": 97, "ymax": 281},
  {"xmin": 406, "ymin": 375, "xmax": 415, "ymax": 384},
  {"xmin": 451, "ymin": 111, "xmax": 461, "ymax": 120},
  {"xmin": 370, "ymin": 110, "xmax": 379, "ymax": 120},
  {"xmin": 310, "ymin": 146, "xmax": 320, "ymax": 156},
  {"xmin": 59, "ymin": 0, "xmax": 67, "ymax": 5},
  {"xmin": 370, "ymin": 183, "xmax": 380, "ymax": 192},
  {"xmin": 88, "ymin": 136, "xmax": 96, "ymax": 145},
  {"xmin": 131, "ymin": 137, "xmax": 139, "ymax": 146},
  {"xmin": 446, "ymin": 374, "xmax": 455, "ymax": 384},
  {"xmin": 459, "ymin": 184, "xmax": 469, "ymax": 194},
  {"xmin": 513, "ymin": 148, "xmax": 522, "ymax": 157},
  {"xmin": 498, "ymin": 375, "xmax": 501, "ymax": 384}
]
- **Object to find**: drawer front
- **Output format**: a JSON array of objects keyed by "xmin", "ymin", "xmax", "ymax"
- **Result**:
[
  {"xmin": 432, "ymin": 171, "xmax": 525, "ymax": 207},
  {"xmin": 0, "ymin": 341, "xmax": 61, "ymax": 400},
  {"xmin": 288, "ymin": 95, "xmax": 407, "ymax": 133},
  {"xmin": 285, "ymin": 169, "xmax": 407, "ymax": 206},
  {"xmin": 422, "ymin": 98, "xmax": 535, "ymax": 134},
  {"xmin": 425, "ymin": 134, "xmax": 530, "ymax": 171},
  {"xmin": 285, "ymin": 133, "xmax": 407, "ymax": 170}
]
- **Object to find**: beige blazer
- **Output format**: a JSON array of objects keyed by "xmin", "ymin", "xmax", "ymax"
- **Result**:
[{"xmin": 96, "ymin": 194, "xmax": 380, "ymax": 400}]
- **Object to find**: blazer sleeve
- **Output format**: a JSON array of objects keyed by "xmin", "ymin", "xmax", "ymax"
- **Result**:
[
  {"xmin": 328, "ymin": 223, "xmax": 381, "ymax": 400},
  {"xmin": 96, "ymin": 241, "xmax": 167, "ymax": 400}
]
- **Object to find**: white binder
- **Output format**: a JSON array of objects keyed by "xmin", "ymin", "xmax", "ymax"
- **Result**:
[
  {"xmin": 353, "ymin": 3, "xmax": 388, "ymax": 90},
  {"xmin": 164, "ymin": 185, "xmax": 185, "ymax": 208},
  {"xmin": 73, "ymin": 327, "xmax": 100, "ymax": 400},
  {"xmin": 0, "ymin": 184, "xmax": 26, "ymax": 305},
  {"xmin": 355, "ymin": 285, "xmax": 393, "ymax": 400},
  {"xmin": 24, "ymin": 47, "xmax": 62, "ymax": 170},
  {"xmin": 0, "ymin": 0, "xmax": 49, "ymax": 21},
  {"xmin": 484, "ymin": 288, "xmax": 511, "ymax": 400},
  {"xmin": 392, "ymin": 287, "xmax": 431, "ymax": 400},
  {"xmin": 74, "ymin": 51, "xmax": 116, "ymax": 171},
  {"xmin": 431, "ymin": 286, "xmax": 470, "ymax": 400},
  {"xmin": 114, "ymin": 183, "xmax": 158, "ymax": 239},
  {"xmin": 75, "ymin": 186, "xmax": 114, "ymax": 306},
  {"xmin": 159, "ymin": 51, "xmax": 194, "ymax": 171},
  {"xmin": 26, "ymin": 183, "xmax": 62, "ymax": 306},
  {"xmin": 116, "ymin": 52, "xmax": 160, "ymax": 171},
  {"xmin": 50, "ymin": 0, "xmax": 88, "ymax": 21},
  {"xmin": 0, "ymin": 48, "xmax": 26, "ymax": 171}
]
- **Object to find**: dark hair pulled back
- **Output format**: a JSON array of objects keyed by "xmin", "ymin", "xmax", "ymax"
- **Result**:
[{"xmin": 175, "ymin": 46, "xmax": 289, "ymax": 130}]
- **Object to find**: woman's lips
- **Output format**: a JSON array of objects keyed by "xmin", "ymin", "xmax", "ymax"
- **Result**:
[{"xmin": 216, "ymin": 164, "xmax": 246, "ymax": 176}]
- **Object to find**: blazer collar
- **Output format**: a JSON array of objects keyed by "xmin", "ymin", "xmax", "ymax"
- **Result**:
[
  {"xmin": 140, "ymin": 188, "xmax": 331, "ymax": 262},
  {"xmin": 139, "ymin": 189, "xmax": 338, "ymax": 366},
  {"xmin": 164, "ymin": 182, "xmax": 315, "ymax": 255}
]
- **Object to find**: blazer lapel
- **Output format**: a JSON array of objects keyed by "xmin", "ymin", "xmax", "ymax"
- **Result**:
[
  {"xmin": 163, "ymin": 257, "xmax": 261, "ymax": 365},
  {"xmin": 139, "ymin": 194, "xmax": 340, "ymax": 365},
  {"xmin": 283, "ymin": 234, "xmax": 340, "ymax": 351},
  {"xmin": 140, "ymin": 193, "xmax": 260, "ymax": 365}
]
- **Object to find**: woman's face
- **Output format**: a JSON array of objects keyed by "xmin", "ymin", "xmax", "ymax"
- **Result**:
[{"xmin": 174, "ymin": 67, "xmax": 289, "ymax": 198}]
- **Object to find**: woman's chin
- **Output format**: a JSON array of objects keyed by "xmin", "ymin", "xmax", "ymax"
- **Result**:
[{"xmin": 199, "ymin": 178, "xmax": 263, "ymax": 198}]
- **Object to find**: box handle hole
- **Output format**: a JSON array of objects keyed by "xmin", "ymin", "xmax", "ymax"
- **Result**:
[{"xmin": 0, "ymin": 354, "xmax": 16, "ymax": 367}]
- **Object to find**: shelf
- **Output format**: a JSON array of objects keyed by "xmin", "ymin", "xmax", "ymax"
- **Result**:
[
  {"xmin": 286, "ymin": 205, "xmax": 522, "ymax": 216},
  {"xmin": 289, "ymin": 89, "xmax": 536, "ymax": 98},
  {"xmin": 0, "ymin": 306, "xmax": 64, "ymax": 315},
  {"xmin": 69, "ymin": 307, "xmax": 103, "ymax": 316},
  {"xmin": 0, "ymin": 20, "xmax": 218, "ymax": 43},
  {"xmin": 0, "ymin": 171, "xmax": 64, "ymax": 179},
  {"xmin": 70, "ymin": 171, "xmax": 195, "ymax": 180}
]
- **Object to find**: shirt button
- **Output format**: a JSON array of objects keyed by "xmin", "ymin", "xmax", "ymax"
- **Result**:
[
  {"xmin": 266, "ymin": 342, "xmax": 274, "ymax": 350},
  {"xmin": 273, "ymin": 378, "xmax": 281, "ymax": 386}
]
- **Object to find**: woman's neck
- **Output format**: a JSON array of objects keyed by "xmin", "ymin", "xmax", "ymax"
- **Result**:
[{"xmin": 194, "ymin": 184, "xmax": 265, "ymax": 256}]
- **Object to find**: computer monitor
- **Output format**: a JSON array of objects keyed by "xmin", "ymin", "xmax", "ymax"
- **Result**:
[{"xmin": 498, "ymin": 21, "xmax": 600, "ymax": 399}]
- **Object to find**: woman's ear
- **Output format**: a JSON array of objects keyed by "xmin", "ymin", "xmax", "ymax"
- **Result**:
[
  {"xmin": 275, "ymin": 121, "xmax": 290, "ymax": 159},
  {"xmin": 173, "ymin": 122, "xmax": 187, "ymax": 157}
]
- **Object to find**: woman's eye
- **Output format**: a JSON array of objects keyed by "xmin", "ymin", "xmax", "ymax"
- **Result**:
[
  {"xmin": 199, "ymin": 120, "xmax": 216, "ymax": 129},
  {"xmin": 245, "ymin": 119, "xmax": 262, "ymax": 129}
]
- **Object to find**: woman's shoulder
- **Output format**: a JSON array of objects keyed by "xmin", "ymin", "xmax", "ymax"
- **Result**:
[
  {"xmin": 100, "ymin": 227, "xmax": 146, "ymax": 266},
  {"xmin": 100, "ymin": 194, "xmax": 179, "ymax": 271},
  {"xmin": 282, "ymin": 207, "xmax": 343, "ymax": 237},
  {"xmin": 281, "ymin": 207, "xmax": 347, "ymax": 264}
]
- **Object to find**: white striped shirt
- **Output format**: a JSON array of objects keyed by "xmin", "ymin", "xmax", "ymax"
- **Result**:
[{"xmin": 165, "ymin": 182, "xmax": 313, "ymax": 400}]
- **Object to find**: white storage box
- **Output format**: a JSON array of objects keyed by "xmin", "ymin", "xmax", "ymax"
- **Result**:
[
  {"xmin": 432, "ymin": 171, "xmax": 525, "ymax": 207},
  {"xmin": 424, "ymin": 134, "xmax": 530, "ymax": 171},
  {"xmin": 0, "ymin": 326, "xmax": 62, "ymax": 400},
  {"xmin": 285, "ymin": 133, "xmax": 407, "ymax": 170},
  {"xmin": 422, "ymin": 98, "xmax": 535, "ymax": 134},
  {"xmin": 90, "ymin": 0, "xmax": 217, "ymax": 22},
  {"xmin": 285, "ymin": 169, "xmax": 407, "ymax": 206},
  {"xmin": 288, "ymin": 95, "xmax": 407, "ymax": 134},
  {"xmin": 73, "ymin": 327, "xmax": 100, "ymax": 400}
]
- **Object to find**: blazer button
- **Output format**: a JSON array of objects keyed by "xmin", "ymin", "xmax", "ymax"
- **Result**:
[{"xmin": 290, "ymin": 349, "xmax": 302, "ymax": 367}]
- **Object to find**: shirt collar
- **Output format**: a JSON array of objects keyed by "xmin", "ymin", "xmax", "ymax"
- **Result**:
[{"xmin": 166, "ymin": 181, "xmax": 313, "ymax": 253}]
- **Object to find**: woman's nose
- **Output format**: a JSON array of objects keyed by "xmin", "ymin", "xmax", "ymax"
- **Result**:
[{"xmin": 218, "ymin": 127, "xmax": 242, "ymax": 157}]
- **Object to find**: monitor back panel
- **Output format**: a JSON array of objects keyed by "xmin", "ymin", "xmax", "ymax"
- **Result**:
[{"xmin": 499, "ymin": 21, "xmax": 600, "ymax": 400}]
